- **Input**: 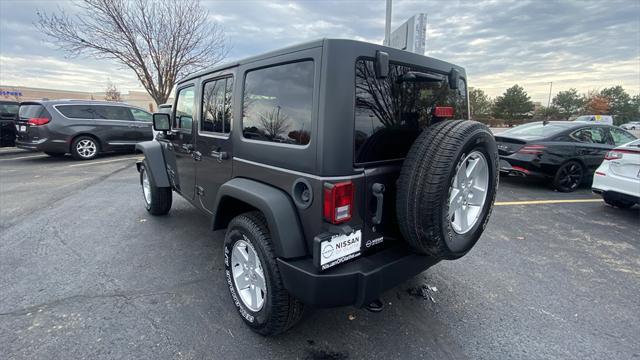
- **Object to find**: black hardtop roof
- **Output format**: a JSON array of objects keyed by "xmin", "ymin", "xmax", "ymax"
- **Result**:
[{"xmin": 178, "ymin": 38, "xmax": 465, "ymax": 84}]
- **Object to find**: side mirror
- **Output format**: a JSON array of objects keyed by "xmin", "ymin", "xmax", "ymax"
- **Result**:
[
  {"xmin": 449, "ymin": 68, "xmax": 460, "ymax": 90},
  {"xmin": 152, "ymin": 113, "xmax": 171, "ymax": 132},
  {"xmin": 375, "ymin": 50, "xmax": 389, "ymax": 78}
]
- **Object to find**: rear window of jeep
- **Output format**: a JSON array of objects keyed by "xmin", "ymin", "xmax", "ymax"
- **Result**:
[
  {"xmin": 242, "ymin": 61, "xmax": 314, "ymax": 146},
  {"xmin": 354, "ymin": 59, "xmax": 469, "ymax": 164}
]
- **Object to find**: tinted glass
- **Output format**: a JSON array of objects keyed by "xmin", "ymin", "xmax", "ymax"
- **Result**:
[
  {"xmin": 609, "ymin": 128, "xmax": 636, "ymax": 146},
  {"xmin": 572, "ymin": 127, "xmax": 608, "ymax": 144},
  {"xmin": 502, "ymin": 122, "xmax": 566, "ymax": 138},
  {"xmin": 0, "ymin": 103, "xmax": 18, "ymax": 116},
  {"xmin": 225, "ymin": 77, "xmax": 233, "ymax": 132},
  {"xmin": 19, "ymin": 104, "xmax": 46, "ymax": 119},
  {"xmin": 130, "ymin": 108, "xmax": 152, "ymax": 122},
  {"xmin": 202, "ymin": 78, "xmax": 232, "ymax": 133},
  {"xmin": 93, "ymin": 106, "xmax": 131, "ymax": 120},
  {"xmin": 242, "ymin": 61, "xmax": 313, "ymax": 145},
  {"xmin": 354, "ymin": 60, "xmax": 469, "ymax": 163},
  {"xmin": 175, "ymin": 86, "xmax": 195, "ymax": 132}
]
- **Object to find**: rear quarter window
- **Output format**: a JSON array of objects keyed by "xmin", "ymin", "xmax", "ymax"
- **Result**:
[
  {"xmin": 56, "ymin": 105, "xmax": 94, "ymax": 119},
  {"xmin": 242, "ymin": 60, "xmax": 314, "ymax": 146}
]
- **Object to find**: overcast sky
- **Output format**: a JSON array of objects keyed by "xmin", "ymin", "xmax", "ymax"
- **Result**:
[{"xmin": 0, "ymin": 0, "xmax": 638, "ymax": 103}]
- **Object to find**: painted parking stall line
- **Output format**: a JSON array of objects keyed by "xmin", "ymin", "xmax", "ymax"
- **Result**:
[
  {"xmin": 495, "ymin": 199, "xmax": 602, "ymax": 206},
  {"xmin": 67, "ymin": 156, "xmax": 142, "ymax": 168},
  {"xmin": 0, "ymin": 154, "xmax": 48, "ymax": 161}
]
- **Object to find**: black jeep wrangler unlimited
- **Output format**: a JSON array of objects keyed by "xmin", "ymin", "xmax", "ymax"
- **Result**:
[{"xmin": 136, "ymin": 39, "xmax": 498, "ymax": 336}]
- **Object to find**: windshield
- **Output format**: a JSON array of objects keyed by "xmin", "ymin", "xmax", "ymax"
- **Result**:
[
  {"xmin": 574, "ymin": 115, "xmax": 593, "ymax": 122},
  {"xmin": 501, "ymin": 122, "xmax": 566, "ymax": 138}
]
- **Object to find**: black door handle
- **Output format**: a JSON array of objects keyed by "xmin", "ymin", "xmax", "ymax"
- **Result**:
[
  {"xmin": 182, "ymin": 144, "xmax": 194, "ymax": 152},
  {"xmin": 211, "ymin": 150, "xmax": 229, "ymax": 162}
]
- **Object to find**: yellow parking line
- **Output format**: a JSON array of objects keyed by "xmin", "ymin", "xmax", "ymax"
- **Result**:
[{"xmin": 495, "ymin": 199, "xmax": 602, "ymax": 206}]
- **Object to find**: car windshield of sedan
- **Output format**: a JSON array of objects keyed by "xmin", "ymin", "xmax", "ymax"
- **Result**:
[{"xmin": 502, "ymin": 122, "xmax": 566, "ymax": 138}]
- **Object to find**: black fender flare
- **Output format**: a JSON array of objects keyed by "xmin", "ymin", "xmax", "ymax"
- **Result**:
[
  {"xmin": 212, "ymin": 178, "xmax": 307, "ymax": 259},
  {"xmin": 135, "ymin": 141, "xmax": 170, "ymax": 188}
]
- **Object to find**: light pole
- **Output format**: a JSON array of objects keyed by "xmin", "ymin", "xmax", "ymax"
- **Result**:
[
  {"xmin": 546, "ymin": 81, "xmax": 553, "ymax": 119},
  {"xmin": 384, "ymin": 0, "xmax": 392, "ymax": 45}
]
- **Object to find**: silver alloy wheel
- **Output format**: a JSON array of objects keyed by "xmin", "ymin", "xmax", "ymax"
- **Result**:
[
  {"xmin": 449, "ymin": 151, "xmax": 489, "ymax": 234},
  {"xmin": 141, "ymin": 169, "xmax": 151, "ymax": 205},
  {"xmin": 76, "ymin": 139, "xmax": 97, "ymax": 158},
  {"xmin": 231, "ymin": 239, "xmax": 267, "ymax": 312}
]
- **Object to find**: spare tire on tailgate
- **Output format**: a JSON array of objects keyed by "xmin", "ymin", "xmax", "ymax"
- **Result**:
[{"xmin": 396, "ymin": 120, "xmax": 498, "ymax": 259}]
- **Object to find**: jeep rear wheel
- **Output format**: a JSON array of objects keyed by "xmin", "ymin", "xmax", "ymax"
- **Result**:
[
  {"xmin": 224, "ymin": 211, "xmax": 303, "ymax": 336},
  {"xmin": 396, "ymin": 120, "xmax": 499, "ymax": 259},
  {"xmin": 139, "ymin": 160, "xmax": 172, "ymax": 215}
]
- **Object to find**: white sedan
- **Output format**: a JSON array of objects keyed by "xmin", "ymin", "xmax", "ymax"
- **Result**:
[{"xmin": 592, "ymin": 139, "xmax": 640, "ymax": 209}]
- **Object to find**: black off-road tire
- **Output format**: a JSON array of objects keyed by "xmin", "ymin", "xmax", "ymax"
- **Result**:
[
  {"xmin": 603, "ymin": 193, "xmax": 635, "ymax": 209},
  {"xmin": 396, "ymin": 120, "xmax": 499, "ymax": 259},
  {"xmin": 553, "ymin": 160, "xmax": 584, "ymax": 192},
  {"xmin": 139, "ymin": 160, "xmax": 172, "ymax": 215},
  {"xmin": 71, "ymin": 136, "xmax": 100, "ymax": 160},
  {"xmin": 44, "ymin": 152, "xmax": 65, "ymax": 157},
  {"xmin": 224, "ymin": 211, "xmax": 304, "ymax": 336}
]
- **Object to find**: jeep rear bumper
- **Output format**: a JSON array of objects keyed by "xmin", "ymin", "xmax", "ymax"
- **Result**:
[{"xmin": 277, "ymin": 245, "xmax": 439, "ymax": 308}]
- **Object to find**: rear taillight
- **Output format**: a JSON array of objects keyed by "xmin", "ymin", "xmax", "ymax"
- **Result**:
[
  {"xmin": 434, "ymin": 106, "xmax": 454, "ymax": 118},
  {"xmin": 27, "ymin": 118, "xmax": 50, "ymax": 126},
  {"xmin": 605, "ymin": 149, "xmax": 640, "ymax": 160},
  {"xmin": 323, "ymin": 181, "xmax": 353, "ymax": 224},
  {"xmin": 518, "ymin": 144, "xmax": 546, "ymax": 155},
  {"xmin": 604, "ymin": 151, "xmax": 623, "ymax": 160}
]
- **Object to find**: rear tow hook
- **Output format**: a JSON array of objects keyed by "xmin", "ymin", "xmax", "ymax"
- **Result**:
[{"xmin": 364, "ymin": 298, "xmax": 384, "ymax": 313}]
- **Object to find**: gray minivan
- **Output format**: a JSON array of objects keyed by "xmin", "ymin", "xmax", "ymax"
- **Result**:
[{"xmin": 16, "ymin": 100, "xmax": 153, "ymax": 159}]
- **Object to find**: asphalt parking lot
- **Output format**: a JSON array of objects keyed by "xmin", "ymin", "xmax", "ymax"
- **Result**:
[{"xmin": 1, "ymin": 149, "xmax": 638, "ymax": 360}]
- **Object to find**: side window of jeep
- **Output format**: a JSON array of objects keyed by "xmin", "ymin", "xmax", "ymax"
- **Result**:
[
  {"xmin": 174, "ymin": 86, "xmax": 195, "ymax": 132},
  {"xmin": 201, "ymin": 77, "xmax": 233, "ymax": 134},
  {"xmin": 242, "ymin": 61, "xmax": 314, "ymax": 145}
]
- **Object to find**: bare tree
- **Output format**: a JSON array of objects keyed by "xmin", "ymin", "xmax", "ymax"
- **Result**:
[
  {"xmin": 104, "ymin": 81, "xmax": 122, "ymax": 102},
  {"xmin": 37, "ymin": 0, "xmax": 228, "ymax": 105},
  {"xmin": 258, "ymin": 106, "xmax": 290, "ymax": 141}
]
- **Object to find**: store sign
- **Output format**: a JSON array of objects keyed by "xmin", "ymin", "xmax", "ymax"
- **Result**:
[{"xmin": 0, "ymin": 90, "xmax": 23, "ymax": 97}]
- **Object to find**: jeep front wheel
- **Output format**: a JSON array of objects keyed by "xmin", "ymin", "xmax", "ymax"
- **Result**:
[
  {"xmin": 224, "ymin": 211, "xmax": 303, "ymax": 336},
  {"xmin": 139, "ymin": 161, "xmax": 172, "ymax": 215},
  {"xmin": 396, "ymin": 120, "xmax": 499, "ymax": 259}
]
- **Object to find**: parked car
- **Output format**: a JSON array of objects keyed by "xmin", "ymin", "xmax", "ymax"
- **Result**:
[
  {"xmin": 0, "ymin": 100, "xmax": 19, "ymax": 147},
  {"xmin": 574, "ymin": 114, "xmax": 613, "ymax": 125},
  {"xmin": 592, "ymin": 139, "xmax": 640, "ymax": 208},
  {"xmin": 136, "ymin": 39, "xmax": 499, "ymax": 335},
  {"xmin": 620, "ymin": 121, "xmax": 640, "ymax": 130},
  {"xmin": 497, "ymin": 121, "xmax": 636, "ymax": 192},
  {"xmin": 153, "ymin": 103, "xmax": 172, "ymax": 139},
  {"xmin": 15, "ymin": 100, "xmax": 153, "ymax": 160}
]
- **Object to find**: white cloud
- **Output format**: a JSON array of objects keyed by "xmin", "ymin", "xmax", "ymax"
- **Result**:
[{"xmin": 0, "ymin": 0, "xmax": 637, "ymax": 104}]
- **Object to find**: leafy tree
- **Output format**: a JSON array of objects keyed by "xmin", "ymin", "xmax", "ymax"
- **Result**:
[
  {"xmin": 600, "ymin": 86, "xmax": 635, "ymax": 124},
  {"xmin": 37, "ymin": 0, "xmax": 227, "ymax": 106},
  {"xmin": 469, "ymin": 88, "xmax": 492, "ymax": 118},
  {"xmin": 583, "ymin": 92, "xmax": 610, "ymax": 115},
  {"xmin": 492, "ymin": 84, "xmax": 534, "ymax": 125},
  {"xmin": 552, "ymin": 88, "xmax": 584, "ymax": 119},
  {"xmin": 104, "ymin": 81, "xmax": 122, "ymax": 102}
]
